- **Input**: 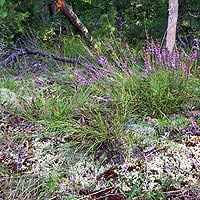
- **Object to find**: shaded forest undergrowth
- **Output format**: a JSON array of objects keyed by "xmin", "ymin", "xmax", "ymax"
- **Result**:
[{"xmin": 0, "ymin": 38, "xmax": 200, "ymax": 199}]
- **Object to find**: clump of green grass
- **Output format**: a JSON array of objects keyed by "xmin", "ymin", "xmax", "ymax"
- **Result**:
[
  {"xmin": 66, "ymin": 100, "xmax": 127, "ymax": 157},
  {"xmin": 123, "ymin": 68, "xmax": 194, "ymax": 118},
  {"xmin": 106, "ymin": 67, "xmax": 199, "ymax": 120}
]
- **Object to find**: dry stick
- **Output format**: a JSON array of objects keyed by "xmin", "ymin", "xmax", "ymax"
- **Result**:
[{"xmin": 0, "ymin": 47, "xmax": 81, "ymax": 66}]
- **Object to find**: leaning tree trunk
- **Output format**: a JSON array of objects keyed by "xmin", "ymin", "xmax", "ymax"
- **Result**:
[
  {"xmin": 55, "ymin": 0, "xmax": 88, "ymax": 36},
  {"xmin": 166, "ymin": 0, "xmax": 179, "ymax": 53}
]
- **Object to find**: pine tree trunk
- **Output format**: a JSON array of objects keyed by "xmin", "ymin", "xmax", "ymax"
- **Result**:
[{"xmin": 166, "ymin": 0, "xmax": 178, "ymax": 53}]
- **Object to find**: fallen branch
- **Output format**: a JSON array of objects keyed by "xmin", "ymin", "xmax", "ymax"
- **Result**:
[{"xmin": 0, "ymin": 47, "xmax": 81, "ymax": 66}]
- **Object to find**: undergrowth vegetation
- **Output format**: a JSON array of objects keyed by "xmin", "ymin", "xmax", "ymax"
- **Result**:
[{"xmin": 0, "ymin": 36, "xmax": 200, "ymax": 199}]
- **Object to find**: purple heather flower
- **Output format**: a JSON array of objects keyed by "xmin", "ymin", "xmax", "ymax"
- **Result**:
[
  {"xmin": 88, "ymin": 67, "xmax": 99, "ymax": 74},
  {"xmin": 91, "ymin": 76, "xmax": 99, "ymax": 82},
  {"xmin": 190, "ymin": 118, "xmax": 197, "ymax": 128},
  {"xmin": 131, "ymin": 58, "xmax": 136, "ymax": 65},
  {"xmin": 155, "ymin": 50, "xmax": 162, "ymax": 63},
  {"xmin": 161, "ymin": 49, "xmax": 167, "ymax": 59},
  {"xmin": 188, "ymin": 154, "xmax": 199, "ymax": 169},
  {"xmin": 190, "ymin": 50, "xmax": 198, "ymax": 62},
  {"xmin": 147, "ymin": 44, "xmax": 153, "ymax": 54},
  {"xmin": 115, "ymin": 61, "xmax": 121, "ymax": 68},
  {"xmin": 125, "ymin": 43, "xmax": 130, "ymax": 50},
  {"xmin": 144, "ymin": 60, "xmax": 152, "ymax": 73},
  {"xmin": 154, "ymin": 46, "xmax": 159, "ymax": 55},
  {"xmin": 97, "ymin": 57, "xmax": 109, "ymax": 65},
  {"xmin": 146, "ymin": 116, "xmax": 157, "ymax": 124},
  {"xmin": 143, "ymin": 38, "xmax": 199, "ymax": 77},
  {"xmin": 173, "ymin": 51, "xmax": 179, "ymax": 60},
  {"xmin": 77, "ymin": 74, "xmax": 87, "ymax": 82},
  {"xmin": 108, "ymin": 44, "xmax": 114, "ymax": 52},
  {"xmin": 171, "ymin": 60, "xmax": 176, "ymax": 68},
  {"xmin": 101, "ymin": 67, "xmax": 110, "ymax": 73},
  {"xmin": 76, "ymin": 74, "xmax": 90, "ymax": 85},
  {"xmin": 182, "ymin": 63, "xmax": 189, "ymax": 77},
  {"xmin": 120, "ymin": 163, "xmax": 128, "ymax": 173},
  {"xmin": 122, "ymin": 63, "xmax": 127, "ymax": 69},
  {"xmin": 84, "ymin": 62, "xmax": 96, "ymax": 69},
  {"xmin": 123, "ymin": 55, "xmax": 129, "ymax": 62}
]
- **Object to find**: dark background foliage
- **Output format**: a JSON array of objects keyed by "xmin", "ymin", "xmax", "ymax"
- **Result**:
[{"xmin": 0, "ymin": 0, "xmax": 199, "ymax": 46}]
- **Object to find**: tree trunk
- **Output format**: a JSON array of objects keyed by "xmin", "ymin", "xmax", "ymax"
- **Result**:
[
  {"xmin": 55, "ymin": 0, "xmax": 88, "ymax": 36},
  {"xmin": 166, "ymin": 0, "xmax": 178, "ymax": 53}
]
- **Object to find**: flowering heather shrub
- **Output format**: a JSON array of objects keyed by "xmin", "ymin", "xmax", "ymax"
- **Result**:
[
  {"xmin": 144, "ymin": 38, "xmax": 199, "ymax": 76},
  {"xmin": 75, "ymin": 41, "xmax": 136, "ymax": 86},
  {"xmin": 75, "ymin": 37, "xmax": 199, "ymax": 87},
  {"xmin": 73, "ymin": 39, "xmax": 199, "ymax": 118},
  {"xmin": 75, "ymin": 60, "xmax": 113, "ymax": 86}
]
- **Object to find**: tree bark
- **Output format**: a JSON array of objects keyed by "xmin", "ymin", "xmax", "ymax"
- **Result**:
[
  {"xmin": 166, "ymin": 0, "xmax": 179, "ymax": 53},
  {"xmin": 55, "ymin": 0, "xmax": 88, "ymax": 36}
]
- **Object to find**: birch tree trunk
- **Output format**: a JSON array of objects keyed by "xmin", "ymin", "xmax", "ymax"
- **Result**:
[{"xmin": 166, "ymin": 0, "xmax": 178, "ymax": 53}]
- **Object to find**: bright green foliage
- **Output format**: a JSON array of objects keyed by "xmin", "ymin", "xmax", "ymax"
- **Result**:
[
  {"xmin": 0, "ymin": 0, "xmax": 5, "ymax": 6},
  {"xmin": 0, "ymin": 0, "xmax": 7, "ymax": 18}
]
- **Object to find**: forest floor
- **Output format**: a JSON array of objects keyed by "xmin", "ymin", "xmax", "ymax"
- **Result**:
[{"xmin": 0, "ymin": 53, "xmax": 200, "ymax": 200}]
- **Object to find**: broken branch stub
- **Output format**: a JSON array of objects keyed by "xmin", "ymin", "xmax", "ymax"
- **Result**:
[{"xmin": 56, "ymin": 0, "xmax": 88, "ymax": 36}]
